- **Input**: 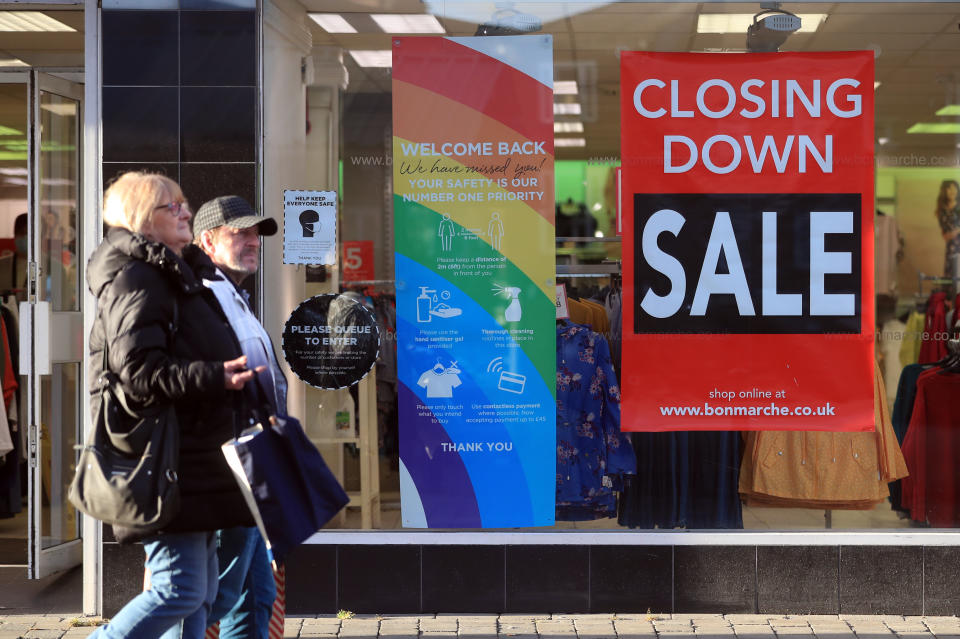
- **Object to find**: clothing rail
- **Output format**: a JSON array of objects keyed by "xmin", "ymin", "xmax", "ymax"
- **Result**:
[
  {"xmin": 555, "ymin": 236, "xmax": 622, "ymax": 243},
  {"xmin": 556, "ymin": 273, "xmax": 617, "ymax": 278},
  {"xmin": 557, "ymin": 262, "xmax": 620, "ymax": 278},
  {"xmin": 341, "ymin": 279, "xmax": 395, "ymax": 287},
  {"xmin": 556, "ymin": 263, "xmax": 620, "ymax": 277},
  {"xmin": 917, "ymin": 272, "xmax": 958, "ymax": 287},
  {"xmin": 917, "ymin": 272, "xmax": 960, "ymax": 297}
]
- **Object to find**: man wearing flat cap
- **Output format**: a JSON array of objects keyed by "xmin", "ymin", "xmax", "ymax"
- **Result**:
[{"xmin": 185, "ymin": 195, "xmax": 285, "ymax": 639}]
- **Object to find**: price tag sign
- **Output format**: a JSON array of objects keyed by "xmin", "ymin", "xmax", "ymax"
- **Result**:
[
  {"xmin": 342, "ymin": 240, "xmax": 375, "ymax": 281},
  {"xmin": 556, "ymin": 283, "xmax": 569, "ymax": 320}
]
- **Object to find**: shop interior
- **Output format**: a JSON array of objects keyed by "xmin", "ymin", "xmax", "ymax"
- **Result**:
[
  {"xmin": 0, "ymin": 9, "xmax": 83, "ymax": 568},
  {"xmin": 303, "ymin": 0, "xmax": 960, "ymax": 531}
]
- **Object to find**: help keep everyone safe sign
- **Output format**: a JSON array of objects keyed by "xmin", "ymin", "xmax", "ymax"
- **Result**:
[
  {"xmin": 620, "ymin": 52, "xmax": 875, "ymax": 432},
  {"xmin": 283, "ymin": 190, "xmax": 337, "ymax": 265}
]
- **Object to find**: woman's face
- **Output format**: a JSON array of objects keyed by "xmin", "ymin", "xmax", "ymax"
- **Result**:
[
  {"xmin": 145, "ymin": 192, "xmax": 193, "ymax": 254},
  {"xmin": 947, "ymin": 183, "xmax": 959, "ymax": 201}
]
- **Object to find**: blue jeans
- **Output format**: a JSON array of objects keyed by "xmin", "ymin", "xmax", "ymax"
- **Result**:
[
  {"xmin": 208, "ymin": 527, "xmax": 276, "ymax": 639},
  {"xmin": 90, "ymin": 531, "xmax": 218, "ymax": 639}
]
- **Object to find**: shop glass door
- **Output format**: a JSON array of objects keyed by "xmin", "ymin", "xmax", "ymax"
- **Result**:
[{"xmin": 25, "ymin": 70, "xmax": 83, "ymax": 579}]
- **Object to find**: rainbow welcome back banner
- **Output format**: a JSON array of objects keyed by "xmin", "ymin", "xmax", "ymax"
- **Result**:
[{"xmin": 392, "ymin": 35, "xmax": 556, "ymax": 528}]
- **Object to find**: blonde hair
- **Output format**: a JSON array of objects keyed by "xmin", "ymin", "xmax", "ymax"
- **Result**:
[{"xmin": 103, "ymin": 172, "xmax": 184, "ymax": 234}]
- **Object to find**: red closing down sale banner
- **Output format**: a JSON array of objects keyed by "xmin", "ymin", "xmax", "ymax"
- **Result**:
[{"xmin": 620, "ymin": 51, "xmax": 875, "ymax": 432}]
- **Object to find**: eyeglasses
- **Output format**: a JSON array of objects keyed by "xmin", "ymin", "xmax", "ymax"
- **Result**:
[{"xmin": 155, "ymin": 201, "xmax": 189, "ymax": 215}]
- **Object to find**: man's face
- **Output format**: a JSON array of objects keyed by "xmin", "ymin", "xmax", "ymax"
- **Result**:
[{"xmin": 205, "ymin": 225, "xmax": 261, "ymax": 283}]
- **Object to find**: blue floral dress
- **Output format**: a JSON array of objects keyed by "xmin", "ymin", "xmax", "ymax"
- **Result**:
[{"xmin": 556, "ymin": 322, "xmax": 636, "ymax": 520}]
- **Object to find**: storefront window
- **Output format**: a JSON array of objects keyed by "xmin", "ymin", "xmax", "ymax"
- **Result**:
[{"xmin": 278, "ymin": 1, "xmax": 960, "ymax": 532}]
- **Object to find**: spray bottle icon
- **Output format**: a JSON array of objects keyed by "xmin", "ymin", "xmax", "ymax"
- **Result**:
[{"xmin": 493, "ymin": 285, "xmax": 522, "ymax": 322}]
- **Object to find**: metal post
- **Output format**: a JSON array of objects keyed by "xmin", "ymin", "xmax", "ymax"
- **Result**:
[{"xmin": 82, "ymin": 0, "xmax": 102, "ymax": 617}]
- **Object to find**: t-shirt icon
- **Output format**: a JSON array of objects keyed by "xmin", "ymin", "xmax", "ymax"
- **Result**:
[{"xmin": 417, "ymin": 363, "xmax": 462, "ymax": 398}]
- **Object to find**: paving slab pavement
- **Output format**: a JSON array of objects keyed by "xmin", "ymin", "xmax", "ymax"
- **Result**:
[{"xmin": 1, "ymin": 615, "xmax": 959, "ymax": 639}]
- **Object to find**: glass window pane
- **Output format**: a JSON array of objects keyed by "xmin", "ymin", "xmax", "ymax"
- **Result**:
[
  {"xmin": 180, "ymin": 0, "xmax": 255, "ymax": 9},
  {"xmin": 40, "ymin": 362, "xmax": 80, "ymax": 549},
  {"xmin": 0, "ymin": 83, "xmax": 28, "ymax": 303},
  {"xmin": 39, "ymin": 91, "xmax": 80, "ymax": 312},
  {"xmin": 102, "ymin": 0, "xmax": 178, "ymax": 9},
  {"xmin": 272, "ymin": 0, "xmax": 960, "ymax": 532}
]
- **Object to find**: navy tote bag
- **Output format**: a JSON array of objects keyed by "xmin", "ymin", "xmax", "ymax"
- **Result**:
[{"xmin": 222, "ymin": 381, "xmax": 349, "ymax": 566}]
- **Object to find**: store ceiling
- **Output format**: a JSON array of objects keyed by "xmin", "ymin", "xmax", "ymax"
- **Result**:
[
  {"xmin": 305, "ymin": 1, "xmax": 960, "ymax": 161},
  {"xmin": 0, "ymin": 10, "xmax": 82, "ymax": 198},
  {"xmin": 0, "ymin": 83, "xmax": 26, "ymax": 199},
  {"xmin": 0, "ymin": 4, "xmax": 957, "ymax": 165},
  {"xmin": 0, "ymin": 10, "xmax": 83, "ymax": 146},
  {"xmin": 0, "ymin": 10, "xmax": 83, "ymax": 68}
]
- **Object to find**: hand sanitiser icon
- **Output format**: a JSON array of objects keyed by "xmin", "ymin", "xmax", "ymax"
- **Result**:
[
  {"xmin": 417, "ymin": 287, "xmax": 436, "ymax": 323},
  {"xmin": 417, "ymin": 287, "xmax": 462, "ymax": 322},
  {"xmin": 493, "ymin": 284, "xmax": 522, "ymax": 322}
]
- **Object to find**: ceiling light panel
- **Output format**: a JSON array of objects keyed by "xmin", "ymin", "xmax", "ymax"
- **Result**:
[
  {"xmin": 309, "ymin": 14, "xmax": 357, "ymax": 34},
  {"xmin": 0, "ymin": 11, "xmax": 75, "ymax": 32},
  {"xmin": 697, "ymin": 13, "xmax": 826, "ymax": 34},
  {"xmin": 935, "ymin": 105, "xmax": 960, "ymax": 116},
  {"xmin": 348, "ymin": 50, "xmax": 392, "ymax": 68},
  {"xmin": 371, "ymin": 14, "xmax": 445, "ymax": 34},
  {"xmin": 554, "ymin": 122, "xmax": 584, "ymax": 133},
  {"xmin": 554, "ymin": 103, "xmax": 582, "ymax": 115},
  {"xmin": 554, "ymin": 81, "xmax": 578, "ymax": 95},
  {"xmin": 907, "ymin": 123, "xmax": 960, "ymax": 134},
  {"xmin": 554, "ymin": 138, "xmax": 586, "ymax": 147},
  {"xmin": 41, "ymin": 103, "xmax": 77, "ymax": 117}
]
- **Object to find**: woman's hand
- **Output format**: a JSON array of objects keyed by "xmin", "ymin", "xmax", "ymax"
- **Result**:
[{"xmin": 223, "ymin": 355, "xmax": 257, "ymax": 390}]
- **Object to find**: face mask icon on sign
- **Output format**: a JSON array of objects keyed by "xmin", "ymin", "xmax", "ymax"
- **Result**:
[{"xmin": 299, "ymin": 210, "xmax": 320, "ymax": 238}]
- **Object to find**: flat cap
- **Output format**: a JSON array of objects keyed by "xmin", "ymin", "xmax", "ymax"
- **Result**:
[{"xmin": 193, "ymin": 195, "xmax": 278, "ymax": 238}]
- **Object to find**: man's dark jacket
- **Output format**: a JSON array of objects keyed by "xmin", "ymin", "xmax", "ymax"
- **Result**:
[{"xmin": 87, "ymin": 227, "xmax": 253, "ymax": 543}]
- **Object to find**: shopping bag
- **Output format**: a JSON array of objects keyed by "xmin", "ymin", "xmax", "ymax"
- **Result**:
[
  {"xmin": 69, "ymin": 299, "xmax": 181, "ymax": 536},
  {"xmin": 69, "ymin": 373, "xmax": 180, "ymax": 532},
  {"xmin": 221, "ymin": 412, "xmax": 348, "ymax": 568}
]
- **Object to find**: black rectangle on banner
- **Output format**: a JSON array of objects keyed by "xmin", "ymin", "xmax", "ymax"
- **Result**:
[{"xmin": 633, "ymin": 193, "xmax": 861, "ymax": 335}]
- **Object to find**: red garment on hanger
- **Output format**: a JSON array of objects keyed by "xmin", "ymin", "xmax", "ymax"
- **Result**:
[
  {"xmin": 954, "ymin": 294, "xmax": 960, "ymax": 337},
  {"xmin": 918, "ymin": 292, "xmax": 948, "ymax": 364},
  {"xmin": 901, "ymin": 367, "xmax": 960, "ymax": 526},
  {"xmin": 0, "ymin": 316, "xmax": 16, "ymax": 407}
]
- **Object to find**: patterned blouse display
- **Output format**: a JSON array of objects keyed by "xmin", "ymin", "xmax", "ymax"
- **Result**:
[{"xmin": 556, "ymin": 322, "xmax": 636, "ymax": 520}]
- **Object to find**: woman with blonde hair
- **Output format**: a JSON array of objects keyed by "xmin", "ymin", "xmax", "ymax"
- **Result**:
[
  {"xmin": 87, "ymin": 172, "xmax": 257, "ymax": 638},
  {"xmin": 936, "ymin": 179, "xmax": 960, "ymax": 278}
]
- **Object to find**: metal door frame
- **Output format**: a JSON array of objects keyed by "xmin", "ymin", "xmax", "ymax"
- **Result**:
[{"xmin": 25, "ymin": 68, "xmax": 85, "ymax": 579}]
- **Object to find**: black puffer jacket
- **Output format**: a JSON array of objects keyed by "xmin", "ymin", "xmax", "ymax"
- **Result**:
[{"xmin": 87, "ymin": 227, "xmax": 253, "ymax": 543}]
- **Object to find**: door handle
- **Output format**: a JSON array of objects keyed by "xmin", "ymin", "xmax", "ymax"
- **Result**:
[{"xmin": 19, "ymin": 300, "xmax": 51, "ymax": 376}]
